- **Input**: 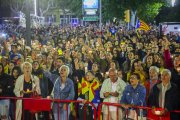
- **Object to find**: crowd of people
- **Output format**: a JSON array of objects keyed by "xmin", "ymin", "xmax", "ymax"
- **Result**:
[{"xmin": 0, "ymin": 23, "xmax": 180, "ymax": 120}]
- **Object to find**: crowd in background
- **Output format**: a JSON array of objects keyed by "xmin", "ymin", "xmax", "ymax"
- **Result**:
[{"xmin": 0, "ymin": 23, "xmax": 180, "ymax": 120}]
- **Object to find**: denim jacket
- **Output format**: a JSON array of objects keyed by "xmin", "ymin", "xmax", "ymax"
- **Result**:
[
  {"xmin": 52, "ymin": 77, "xmax": 75, "ymax": 112},
  {"xmin": 120, "ymin": 84, "xmax": 146, "ymax": 116}
]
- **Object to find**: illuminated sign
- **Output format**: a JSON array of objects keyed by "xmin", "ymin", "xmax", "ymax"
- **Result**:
[
  {"xmin": 83, "ymin": 0, "xmax": 98, "ymax": 9},
  {"xmin": 85, "ymin": 9, "xmax": 97, "ymax": 15}
]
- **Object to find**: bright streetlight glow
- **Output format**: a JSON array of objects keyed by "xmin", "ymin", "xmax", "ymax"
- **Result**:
[{"xmin": 172, "ymin": 0, "xmax": 175, "ymax": 7}]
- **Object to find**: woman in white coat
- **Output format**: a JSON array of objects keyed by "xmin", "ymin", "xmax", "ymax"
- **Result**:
[{"xmin": 14, "ymin": 62, "xmax": 41, "ymax": 120}]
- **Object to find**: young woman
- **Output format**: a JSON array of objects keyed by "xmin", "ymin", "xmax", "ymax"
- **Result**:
[
  {"xmin": 9, "ymin": 66, "xmax": 22, "ymax": 120},
  {"xmin": 78, "ymin": 71, "xmax": 100, "ymax": 120},
  {"xmin": 127, "ymin": 59, "xmax": 147, "ymax": 85},
  {"xmin": 32, "ymin": 61, "xmax": 53, "ymax": 98},
  {"xmin": 14, "ymin": 62, "xmax": 41, "ymax": 120},
  {"xmin": 48, "ymin": 65, "xmax": 75, "ymax": 120},
  {"xmin": 32, "ymin": 61, "xmax": 53, "ymax": 119}
]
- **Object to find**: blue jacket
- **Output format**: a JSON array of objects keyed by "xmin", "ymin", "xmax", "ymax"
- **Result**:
[
  {"xmin": 53, "ymin": 77, "xmax": 75, "ymax": 100},
  {"xmin": 52, "ymin": 77, "xmax": 75, "ymax": 112},
  {"xmin": 121, "ymin": 84, "xmax": 146, "ymax": 106},
  {"xmin": 121, "ymin": 84, "xmax": 146, "ymax": 116}
]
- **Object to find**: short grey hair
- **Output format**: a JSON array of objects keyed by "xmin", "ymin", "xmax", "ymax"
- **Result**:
[
  {"xmin": 149, "ymin": 66, "xmax": 159, "ymax": 74},
  {"xmin": 108, "ymin": 68, "xmax": 117, "ymax": 74},
  {"xmin": 59, "ymin": 65, "xmax": 70, "ymax": 77},
  {"xmin": 161, "ymin": 69, "xmax": 171, "ymax": 77}
]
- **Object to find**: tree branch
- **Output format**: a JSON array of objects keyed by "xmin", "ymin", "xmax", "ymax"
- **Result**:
[
  {"xmin": 41, "ymin": 0, "xmax": 52, "ymax": 16},
  {"xmin": 10, "ymin": 2, "xmax": 18, "ymax": 13},
  {"xmin": 20, "ymin": 0, "xmax": 26, "ymax": 11}
]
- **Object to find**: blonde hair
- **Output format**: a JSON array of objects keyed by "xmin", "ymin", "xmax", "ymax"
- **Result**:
[{"xmin": 21, "ymin": 62, "xmax": 32, "ymax": 73}]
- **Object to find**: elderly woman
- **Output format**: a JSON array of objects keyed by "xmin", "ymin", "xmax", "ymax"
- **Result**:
[
  {"xmin": 144, "ymin": 66, "xmax": 160, "ymax": 102},
  {"xmin": 49, "ymin": 65, "xmax": 75, "ymax": 120},
  {"xmin": 14, "ymin": 62, "xmax": 41, "ymax": 120},
  {"xmin": 148, "ymin": 69, "xmax": 179, "ymax": 120},
  {"xmin": 121, "ymin": 72, "xmax": 146, "ymax": 119}
]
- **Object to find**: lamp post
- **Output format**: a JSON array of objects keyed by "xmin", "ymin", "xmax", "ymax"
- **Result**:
[
  {"xmin": 25, "ymin": 0, "xmax": 31, "ymax": 47},
  {"xmin": 99, "ymin": 0, "xmax": 102, "ymax": 31},
  {"xmin": 172, "ymin": 0, "xmax": 175, "ymax": 7},
  {"xmin": 34, "ymin": 0, "xmax": 37, "ymax": 16}
]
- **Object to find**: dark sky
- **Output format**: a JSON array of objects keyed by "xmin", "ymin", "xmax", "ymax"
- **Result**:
[{"xmin": 0, "ymin": 1, "xmax": 11, "ymax": 18}]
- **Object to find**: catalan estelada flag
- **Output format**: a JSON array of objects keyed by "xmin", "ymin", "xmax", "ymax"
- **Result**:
[
  {"xmin": 78, "ymin": 77, "xmax": 100, "ymax": 102},
  {"xmin": 136, "ymin": 19, "xmax": 150, "ymax": 31}
]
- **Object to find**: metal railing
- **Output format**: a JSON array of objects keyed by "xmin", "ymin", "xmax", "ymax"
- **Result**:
[{"xmin": 0, "ymin": 97, "xmax": 180, "ymax": 120}]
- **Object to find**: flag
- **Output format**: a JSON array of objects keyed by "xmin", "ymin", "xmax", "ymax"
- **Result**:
[
  {"xmin": 136, "ymin": 19, "xmax": 150, "ymax": 31},
  {"xmin": 78, "ymin": 77, "xmax": 100, "ymax": 102}
]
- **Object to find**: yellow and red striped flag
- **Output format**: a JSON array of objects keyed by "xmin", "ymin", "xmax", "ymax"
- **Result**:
[{"xmin": 136, "ymin": 19, "xmax": 150, "ymax": 31}]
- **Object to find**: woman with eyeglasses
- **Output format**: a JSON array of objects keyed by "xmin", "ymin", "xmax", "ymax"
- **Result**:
[{"xmin": 121, "ymin": 72, "xmax": 146, "ymax": 120}]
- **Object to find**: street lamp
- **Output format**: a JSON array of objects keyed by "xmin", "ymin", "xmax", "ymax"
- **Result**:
[
  {"xmin": 34, "ymin": 0, "xmax": 37, "ymax": 16},
  {"xmin": 172, "ymin": 0, "xmax": 175, "ymax": 7},
  {"xmin": 99, "ymin": 0, "xmax": 102, "ymax": 31}
]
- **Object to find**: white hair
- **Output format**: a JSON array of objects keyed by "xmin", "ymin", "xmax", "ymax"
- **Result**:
[
  {"xmin": 108, "ymin": 68, "xmax": 117, "ymax": 74},
  {"xmin": 161, "ymin": 69, "xmax": 171, "ymax": 77},
  {"xmin": 149, "ymin": 66, "xmax": 159, "ymax": 74},
  {"xmin": 59, "ymin": 65, "xmax": 70, "ymax": 77},
  {"xmin": 21, "ymin": 62, "xmax": 32, "ymax": 73}
]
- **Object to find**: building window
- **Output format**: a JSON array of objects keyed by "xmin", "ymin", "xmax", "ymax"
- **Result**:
[{"xmin": 46, "ymin": 15, "xmax": 56, "ymax": 23}]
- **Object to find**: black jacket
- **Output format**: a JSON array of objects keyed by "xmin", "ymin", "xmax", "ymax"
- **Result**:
[
  {"xmin": 171, "ymin": 68, "xmax": 180, "ymax": 92},
  {"xmin": 148, "ymin": 82, "xmax": 180, "ymax": 120},
  {"xmin": 0, "ymin": 73, "xmax": 13, "ymax": 97}
]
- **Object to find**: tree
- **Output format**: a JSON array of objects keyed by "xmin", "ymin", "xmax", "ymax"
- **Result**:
[
  {"xmin": 68, "ymin": 0, "xmax": 82, "ymax": 18},
  {"xmin": 102, "ymin": 0, "xmax": 124, "ymax": 22},
  {"xmin": 54, "ymin": 0, "xmax": 71, "ymax": 16},
  {"xmin": 155, "ymin": 3, "xmax": 180, "ymax": 23},
  {"xmin": 54, "ymin": 0, "xmax": 81, "ymax": 17},
  {"xmin": 1, "ymin": 0, "xmax": 26, "ymax": 15},
  {"xmin": 119, "ymin": 0, "xmax": 167, "ymax": 26},
  {"xmin": 38, "ymin": 0, "xmax": 53, "ymax": 17},
  {"xmin": 138, "ymin": 3, "xmax": 163, "ymax": 23}
]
